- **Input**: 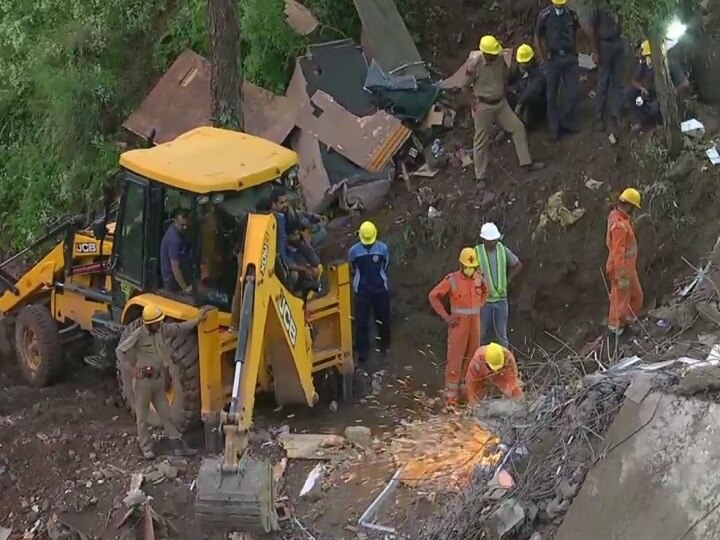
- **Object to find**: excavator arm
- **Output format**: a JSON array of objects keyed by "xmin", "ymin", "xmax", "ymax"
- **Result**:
[{"xmin": 196, "ymin": 212, "xmax": 321, "ymax": 533}]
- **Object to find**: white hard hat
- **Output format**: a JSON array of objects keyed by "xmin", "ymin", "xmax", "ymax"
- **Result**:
[{"xmin": 480, "ymin": 222, "xmax": 502, "ymax": 241}]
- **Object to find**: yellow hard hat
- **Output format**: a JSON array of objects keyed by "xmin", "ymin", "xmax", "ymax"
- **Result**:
[
  {"xmin": 459, "ymin": 247, "xmax": 479, "ymax": 267},
  {"xmin": 641, "ymin": 40, "xmax": 651, "ymax": 57},
  {"xmin": 516, "ymin": 44, "xmax": 535, "ymax": 64},
  {"xmin": 619, "ymin": 187, "xmax": 642, "ymax": 209},
  {"xmin": 479, "ymin": 35, "xmax": 502, "ymax": 55},
  {"xmin": 486, "ymin": 343, "xmax": 506, "ymax": 371},
  {"xmin": 142, "ymin": 304, "xmax": 165, "ymax": 325},
  {"xmin": 551, "ymin": 0, "xmax": 567, "ymax": 5},
  {"xmin": 358, "ymin": 221, "xmax": 378, "ymax": 245}
]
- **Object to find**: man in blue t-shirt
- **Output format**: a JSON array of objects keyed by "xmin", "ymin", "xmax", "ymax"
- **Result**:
[
  {"xmin": 348, "ymin": 221, "xmax": 391, "ymax": 369},
  {"xmin": 160, "ymin": 208, "xmax": 193, "ymax": 292}
]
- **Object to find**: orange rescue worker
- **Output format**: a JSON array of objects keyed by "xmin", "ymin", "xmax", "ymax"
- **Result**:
[
  {"xmin": 606, "ymin": 187, "xmax": 643, "ymax": 336},
  {"xmin": 428, "ymin": 248, "xmax": 489, "ymax": 405},
  {"xmin": 466, "ymin": 342, "xmax": 524, "ymax": 406}
]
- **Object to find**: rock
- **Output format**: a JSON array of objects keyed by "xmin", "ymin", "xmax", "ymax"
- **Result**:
[
  {"xmin": 299, "ymin": 463, "xmax": 324, "ymax": 501},
  {"xmin": 667, "ymin": 152, "xmax": 696, "ymax": 181},
  {"xmin": 89, "ymin": 453, "xmax": 96, "ymax": 461},
  {"xmin": 100, "ymin": 468, "xmax": 114, "ymax": 480},
  {"xmin": 344, "ymin": 426, "xmax": 372, "ymax": 447},
  {"xmin": 123, "ymin": 490, "xmax": 146, "ymax": 508},
  {"xmin": 157, "ymin": 461, "xmax": 178, "ymax": 479},
  {"xmin": 546, "ymin": 497, "xmax": 570, "ymax": 520},
  {"xmin": 678, "ymin": 365, "xmax": 720, "ymax": 395},
  {"xmin": 485, "ymin": 498, "xmax": 525, "ymax": 539},
  {"xmin": 129, "ymin": 473, "xmax": 144, "ymax": 491},
  {"xmin": 525, "ymin": 502, "xmax": 539, "ymax": 523},
  {"xmin": 529, "ymin": 533, "xmax": 543, "ymax": 540},
  {"xmin": 558, "ymin": 478, "xmax": 580, "ymax": 500},
  {"xmin": 145, "ymin": 469, "xmax": 165, "ymax": 483},
  {"xmin": 329, "ymin": 401, "xmax": 338, "ymax": 413}
]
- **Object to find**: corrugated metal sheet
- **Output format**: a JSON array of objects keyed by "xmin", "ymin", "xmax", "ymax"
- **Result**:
[{"xmin": 123, "ymin": 50, "xmax": 296, "ymax": 145}]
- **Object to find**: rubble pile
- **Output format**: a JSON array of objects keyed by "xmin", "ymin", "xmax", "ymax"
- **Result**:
[{"xmin": 421, "ymin": 376, "xmax": 629, "ymax": 540}]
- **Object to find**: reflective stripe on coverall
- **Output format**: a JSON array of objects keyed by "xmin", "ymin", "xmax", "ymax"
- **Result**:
[
  {"xmin": 606, "ymin": 208, "xmax": 643, "ymax": 332},
  {"xmin": 466, "ymin": 345, "xmax": 524, "ymax": 406},
  {"xmin": 428, "ymin": 270, "xmax": 489, "ymax": 403}
]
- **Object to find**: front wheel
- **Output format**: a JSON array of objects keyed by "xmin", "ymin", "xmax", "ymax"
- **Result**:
[
  {"xmin": 15, "ymin": 305, "xmax": 63, "ymax": 387},
  {"xmin": 116, "ymin": 319, "xmax": 201, "ymax": 435}
]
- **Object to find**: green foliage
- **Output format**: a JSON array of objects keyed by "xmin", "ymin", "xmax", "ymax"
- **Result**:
[
  {"xmin": 594, "ymin": 0, "xmax": 679, "ymax": 38},
  {"xmin": 0, "ymin": 0, "xmax": 167, "ymax": 247}
]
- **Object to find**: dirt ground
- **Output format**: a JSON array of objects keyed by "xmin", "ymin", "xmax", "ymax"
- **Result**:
[{"xmin": 3, "ymin": 1, "xmax": 720, "ymax": 539}]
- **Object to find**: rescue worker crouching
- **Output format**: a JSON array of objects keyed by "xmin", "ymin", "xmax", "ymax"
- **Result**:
[
  {"xmin": 428, "ymin": 248, "xmax": 489, "ymax": 406},
  {"xmin": 463, "ymin": 35, "xmax": 544, "ymax": 187},
  {"xmin": 606, "ymin": 187, "xmax": 643, "ymax": 337},
  {"xmin": 625, "ymin": 40, "xmax": 690, "ymax": 132},
  {"xmin": 507, "ymin": 44, "xmax": 547, "ymax": 130},
  {"xmin": 116, "ymin": 304, "xmax": 210, "ymax": 459},
  {"xmin": 349, "ymin": 221, "xmax": 391, "ymax": 371},
  {"xmin": 466, "ymin": 342, "xmax": 524, "ymax": 407}
]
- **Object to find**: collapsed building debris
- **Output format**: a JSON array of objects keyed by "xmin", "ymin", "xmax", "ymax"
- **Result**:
[{"xmin": 123, "ymin": 50, "xmax": 296, "ymax": 145}]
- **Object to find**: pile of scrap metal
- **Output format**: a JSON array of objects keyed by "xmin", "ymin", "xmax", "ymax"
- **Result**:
[{"xmin": 123, "ymin": 0, "xmax": 449, "ymax": 213}]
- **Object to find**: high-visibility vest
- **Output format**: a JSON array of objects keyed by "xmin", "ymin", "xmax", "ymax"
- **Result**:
[{"xmin": 476, "ymin": 243, "xmax": 507, "ymax": 302}]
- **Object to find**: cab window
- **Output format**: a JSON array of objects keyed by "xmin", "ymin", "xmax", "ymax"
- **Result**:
[{"xmin": 116, "ymin": 181, "xmax": 147, "ymax": 284}]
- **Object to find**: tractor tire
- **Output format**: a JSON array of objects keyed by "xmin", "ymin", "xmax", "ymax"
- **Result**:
[
  {"xmin": 116, "ymin": 318, "xmax": 202, "ymax": 436},
  {"xmin": 15, "ymin": 305, "xmax": 63, "ymax": 387}
]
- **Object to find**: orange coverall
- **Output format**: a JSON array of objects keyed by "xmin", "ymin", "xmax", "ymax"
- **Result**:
[
  {"xmin": 466, "ymin": 345, "xmax": 524, "ymax": 406},
  {"xmin": 428, "ymin": 270, "xmax": 489, "ymax": 403},
  {"xmin": 606, "ymin": 208, "xmax": 643, "ymax": 332}
]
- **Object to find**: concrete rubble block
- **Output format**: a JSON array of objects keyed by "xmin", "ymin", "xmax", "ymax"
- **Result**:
[
  {"xmin": 123, "ymin": 489, "xmax": 146, "ymax": 508},
  {"xmin": 157, "ymin": 461, "xmax": 178, "ymax": 479},
  {"xmin": 344, "ymin": 426, "xmax": 372, "ymax": 447},
  {"xmin": 484, "ymin": 498, "xmax": 526, "ymax": 539},
  {"xmin": 678, "ymin": 365, "xmax": 720, "ymax": 395}
]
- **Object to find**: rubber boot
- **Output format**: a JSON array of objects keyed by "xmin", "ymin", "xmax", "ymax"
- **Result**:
[{"xmin": 171, "ymin": 439, "xmax": 198, "ymax": 457}]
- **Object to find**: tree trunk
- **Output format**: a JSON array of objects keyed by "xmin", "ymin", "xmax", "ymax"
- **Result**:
[
  {"xmin": 208, "ymin": 0, "xmax": 243, "ymax": 130},
  {"xmin": 649, "ymin": 31, "xmax": 682, "ymax": 159}
]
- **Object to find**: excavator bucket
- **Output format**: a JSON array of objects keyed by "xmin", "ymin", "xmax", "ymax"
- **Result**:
[{"xmin": 195, "ymin": 454, "xmax": 279, "ymax": 533}]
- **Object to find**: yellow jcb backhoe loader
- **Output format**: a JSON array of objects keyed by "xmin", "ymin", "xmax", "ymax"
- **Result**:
[{"xmin": 0, "ymin": 127, "xmax": 354, "ymax": 532}]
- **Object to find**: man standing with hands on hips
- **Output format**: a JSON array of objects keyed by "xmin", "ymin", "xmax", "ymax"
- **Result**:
[{"xmin": 475, "ymin": 223, "xmax": 523, "ymax": 347}]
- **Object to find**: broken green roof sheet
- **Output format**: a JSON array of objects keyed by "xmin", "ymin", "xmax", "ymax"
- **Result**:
[{"xmin": 353, "ymin": 0, "xmax": 429, "ymax": 80}]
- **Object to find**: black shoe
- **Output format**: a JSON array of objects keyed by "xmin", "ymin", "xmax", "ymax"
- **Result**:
[{"xmin": 522, "ymin": 162, "xmax": 545, "ymax": 172}]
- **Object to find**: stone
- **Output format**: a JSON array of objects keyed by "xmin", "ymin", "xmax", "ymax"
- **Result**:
[
  {"xmin": 678, "ymin": 365, "xmax": 720, "ymax": 396},
  {"xmin": 299, "ymin": 464, "xmax": 324, "ymax": 502},
  {"xmin": 667, "ymin": 152, "xmax": 696, "ymax": 181},
  {"xmin": 344, "ymin": 426, "xmax": 372, "ymax": 447},
  {"xmin": 145, "ymin": 470, "xmax": 165, "ymax": 483},
  {"xmin": 546, "ymin": 497, "xmax": 571, "ymax": 520},
  {"xmin": 329, "ymin": 401, "xmax": 338, "ymax": 413},
  {"xmin": 558, "ymin": 479, "xmax": 580, "ymax": 500},
  {"xmin": 529, "ymin": 533, "xmax": 543, "ymax": 540},
  {"xmin": 485, "ymin": 498, "xmax": 526, "ymax": 539},
  {"xmin": 157, "ymin": 461, "xmax": 178, "ymax": 479},
  {"xmin": 123, "ymin": 490, "xmax": 146, "ymax": 508}
]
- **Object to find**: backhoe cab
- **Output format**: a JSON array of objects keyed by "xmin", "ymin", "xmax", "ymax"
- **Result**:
[{"xmin": 0, "ymin": 127, "xmax": 354, "ymax": 532}]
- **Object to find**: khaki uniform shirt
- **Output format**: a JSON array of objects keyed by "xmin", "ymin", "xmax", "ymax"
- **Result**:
[
  {"xmin": 116, "ymin": 320, "xmax": 198, "ymax": 370},
  {"xmin": 464, "ymin": 55, "xmax": 508, "ymax": 101}
]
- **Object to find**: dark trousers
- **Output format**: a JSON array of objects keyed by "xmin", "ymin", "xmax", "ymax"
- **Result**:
[
  {"xmin": 624, "ymin": 87, "xmax": 661, "ymax": 125},
  {"xmin": 546, "ymin": 54, "xmax": 580, "ymax": 137},
  {"xmin": 595, "ymin": 39, "xmax": 625, "ymax": 121},
  {"xmin": 506, "ymin": 91, "xmax": 546, "ymax": 130},
  {"xmin": 354, "ymin": 290, "xmax": 391, "ymax": 365}
]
